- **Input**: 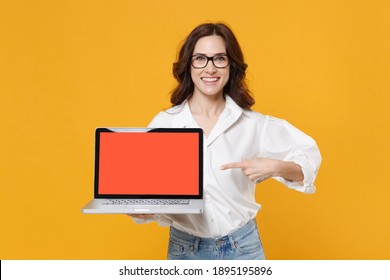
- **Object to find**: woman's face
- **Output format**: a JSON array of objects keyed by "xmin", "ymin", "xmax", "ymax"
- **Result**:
[{"xmin": 190, "ymin": 35, "xmax": 230, "ymax": 99}]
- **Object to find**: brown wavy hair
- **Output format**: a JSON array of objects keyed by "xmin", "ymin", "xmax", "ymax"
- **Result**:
[{"xmin": 170, "ymin": 22, "xmax": 255, "ymax": 110}]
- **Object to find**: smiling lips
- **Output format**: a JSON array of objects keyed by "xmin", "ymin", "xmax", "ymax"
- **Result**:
[{"xmin": 201, "ymin": 77, "xmax": 220, "ymax": 83}]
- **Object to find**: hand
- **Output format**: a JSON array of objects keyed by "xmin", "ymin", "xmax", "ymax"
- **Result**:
[
  {"xmin": 127, "ymin": 214, "xmax": 154, "ymax": 219},
  {"xmin": 221, "ymin": 157, "xmax": 278, "ymax": 183}
]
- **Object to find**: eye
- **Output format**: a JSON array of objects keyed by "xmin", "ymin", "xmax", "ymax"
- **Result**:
[
  {"xmin": 214, "ymin": 55, "xmax": 227, "ymax": 62},
  {"xmin": 194, "ymin": 55, "xmax": 207, "ymax": 61}
]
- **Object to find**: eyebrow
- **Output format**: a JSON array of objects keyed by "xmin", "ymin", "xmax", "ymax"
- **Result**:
[{"xmin": 192, "ymin": 52, "xmax": 227, "ymax": 56}]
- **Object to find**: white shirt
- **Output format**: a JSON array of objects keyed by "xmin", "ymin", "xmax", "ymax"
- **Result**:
[{"xmin": 137, "ymin": 95, "xmax": 321, "ymax": 238}]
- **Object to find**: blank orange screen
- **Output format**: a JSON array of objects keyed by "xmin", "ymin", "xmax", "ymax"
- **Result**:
[{"xmin": 98, "ymin": 132, "xmax": 200, "ymax": 195}]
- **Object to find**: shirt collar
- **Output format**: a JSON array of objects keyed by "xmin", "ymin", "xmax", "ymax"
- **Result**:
[
  {"xmin": 206, "ymin": 95, "xmax": 248, "ymax": 145},
  {"xmin": 166, "ymin": 95, "xmax": 250, "ymax": 145},
  {"xmin": 165, "ymin": 99, "xmax": 196, "ymax": 128},
  {"xmin": 224, "ymin": 94, "xmax": 251, "ymax": 118}
]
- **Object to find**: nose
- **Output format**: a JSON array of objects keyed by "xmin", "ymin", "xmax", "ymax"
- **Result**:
[{"xmin": 204, "ymin": 60, "xmax": 217, "ymax": 73}]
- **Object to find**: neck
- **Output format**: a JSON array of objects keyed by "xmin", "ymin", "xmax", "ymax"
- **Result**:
[{"xmin": 188, "ymin": 93, "xmax": 226, "ymax": 116}]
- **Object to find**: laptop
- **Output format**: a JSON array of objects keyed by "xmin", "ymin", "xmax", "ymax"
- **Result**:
[{"xmin": 82, "ymin": 127, "xmax": 204, "ymax": 214}]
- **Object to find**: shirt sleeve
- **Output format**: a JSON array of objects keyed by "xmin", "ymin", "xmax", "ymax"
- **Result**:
[
  {"xmin": 147, "ymin": 111, "xmax": 172, "ymax": 128},
  {"xmin": 260, "ymin": 116, "xmax": 322, "ymax": 193}
]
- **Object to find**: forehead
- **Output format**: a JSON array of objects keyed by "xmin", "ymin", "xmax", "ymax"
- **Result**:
[{"xmin": 193, "ymin": 35, "xmax": 226, "ymax": 54}]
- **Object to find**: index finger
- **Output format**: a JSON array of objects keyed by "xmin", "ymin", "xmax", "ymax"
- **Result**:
[{"xmin": 220, "ymin": 162, "xmax": 246, "ymax": 170}]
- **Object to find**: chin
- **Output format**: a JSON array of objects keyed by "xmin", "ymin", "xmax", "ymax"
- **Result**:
[{"xmin": 198, "ymin": 88, "xmax": 224, "ymax": 96}]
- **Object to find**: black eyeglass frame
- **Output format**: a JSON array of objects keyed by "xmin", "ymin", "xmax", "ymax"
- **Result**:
[{"xmin": 190, "ymin": 54, "xmax": 230, "ymax": 69}]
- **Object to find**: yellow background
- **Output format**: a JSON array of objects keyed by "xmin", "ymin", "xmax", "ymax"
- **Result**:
[{"xmin": 1, "ymin": 0, "xmax": 389, "ymax": 259}]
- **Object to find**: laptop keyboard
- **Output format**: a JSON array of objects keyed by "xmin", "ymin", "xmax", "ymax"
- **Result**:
[{"xmin": 103, "ymin": 199, "xmax": 190, "ymax": 205}]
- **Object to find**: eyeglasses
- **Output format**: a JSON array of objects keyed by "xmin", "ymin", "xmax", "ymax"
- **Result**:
[{"xmin": 191, "ymin": 54, "xmax": 230, "ymax": 69}]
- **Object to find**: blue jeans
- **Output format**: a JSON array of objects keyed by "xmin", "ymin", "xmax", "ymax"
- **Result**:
[{"xmin": 167, "ymin": 219, "xmax": 265, "ymax": 260}]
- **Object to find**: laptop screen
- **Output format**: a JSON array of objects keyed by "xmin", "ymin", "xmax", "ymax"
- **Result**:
[{"xmin": 94, "ymin": 128, "xmax": 203, "ymax": 198}]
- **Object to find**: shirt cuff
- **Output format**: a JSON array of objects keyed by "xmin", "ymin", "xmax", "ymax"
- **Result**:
[{"xmin": 275, "ymin": 151, "xmax": 317, "ymax": 194}]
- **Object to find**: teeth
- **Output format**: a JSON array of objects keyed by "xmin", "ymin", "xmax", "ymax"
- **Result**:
[{"xmin": 202, "ymin": 77, "xmax": 219, "ymax": 82}]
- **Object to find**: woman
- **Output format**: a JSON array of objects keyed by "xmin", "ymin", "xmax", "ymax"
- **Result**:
[{"xmin": 132, "ymin": 22, "xmax": 321, "ymax": 260}]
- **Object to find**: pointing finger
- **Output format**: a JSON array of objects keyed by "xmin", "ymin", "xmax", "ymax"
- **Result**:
[{"xmin": 221, "ymin": 162, "xmax": 246, "ymax": 170}]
